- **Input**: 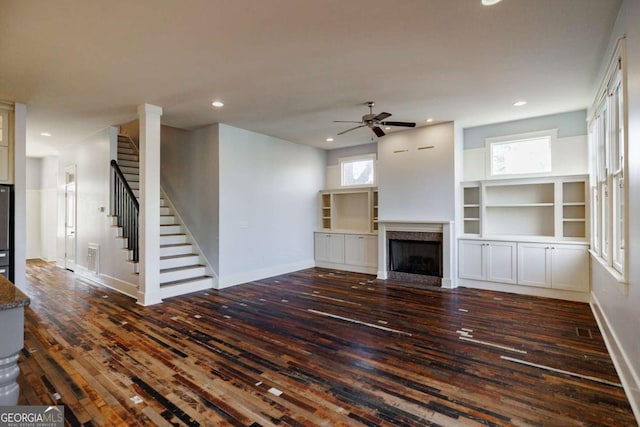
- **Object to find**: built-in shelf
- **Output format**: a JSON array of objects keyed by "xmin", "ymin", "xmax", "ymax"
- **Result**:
[
  {"xmin": 461, "ymin": 175, "xmax": 588, "ymax": 241},
  {"xmin": 319, "ymin": 188, "xmax": 378, "ymax": 233}
]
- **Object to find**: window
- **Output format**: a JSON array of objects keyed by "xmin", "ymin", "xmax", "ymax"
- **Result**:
[
  {"xmin": 340, "ymin": 154, "xmax": 375, "ymax": 187},
  {"xmin": 486, "ymin": 131, "xmax": 554, "ymax": 177},
  {"xmin": 589, "ymin": 37, "xmax": 627, "ymax": 280}
]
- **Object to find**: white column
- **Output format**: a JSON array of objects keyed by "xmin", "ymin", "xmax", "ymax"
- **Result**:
[
  {"xmin": 137, "ymin": 104, "xmax": 163, "ymax": 306},
  {"xmin": 13, "ymin": 103, "xmax": 27, "ymax": 289}
]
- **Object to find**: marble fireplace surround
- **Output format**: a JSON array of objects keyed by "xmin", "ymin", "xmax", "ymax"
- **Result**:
[{"xmin": 377, "ymin": 220, "xmax": 455, "ymax": 288}]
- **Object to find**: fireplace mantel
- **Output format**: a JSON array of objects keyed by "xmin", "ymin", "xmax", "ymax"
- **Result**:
[{"xmin": 377, "ymin": 220, "xmax": 455, "ymax": 288}]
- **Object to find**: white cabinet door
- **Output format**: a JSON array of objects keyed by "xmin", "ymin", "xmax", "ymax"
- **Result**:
[
  {"xmin": 550, "ymin": 244, "xmax": 589, "ymax": 292},
  {"xmin": 517, "ymin": 243, "xmax": 550, "ymax": 288},
  {"xmin": 345, "ymin": 235, "xmax": 377, "ymax": 267},
  {"xmin": 486, "ymin": 241, "xmax": 517, "ymax": 284},
  {"xmin": 459, "ymin": 240, "xmax": 516, "ymax": 284},
  {"xmin": 314, "ymin": 233, "xmax": 345, "ymax": 264},
  {"xmin": 459, "ymin": 240, "xmax": 485, "ymax": 280}
]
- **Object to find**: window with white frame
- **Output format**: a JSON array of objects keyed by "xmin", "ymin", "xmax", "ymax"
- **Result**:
[
  {"xmin": 486, "ymin": 130, "xmax": 554, "ymax": 177},
  {"xmin": 588, "ymin": 38, "xmax": 627, "ymax": 279},
  {"xmin": 340, "ymin": 154, "xmax": 375, "ymax": 187}
]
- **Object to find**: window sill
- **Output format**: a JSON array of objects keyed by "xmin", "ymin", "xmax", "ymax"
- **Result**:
[{"xmin": 589, "ymin": 250, "xmax": 629, "ymax": 296}]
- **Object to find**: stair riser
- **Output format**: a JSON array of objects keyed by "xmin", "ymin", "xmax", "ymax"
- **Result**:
[
  {"xmin": 160, "ymin": 235, "xmax": 187, "ymax": 245},
  {"xmin": 119, "ymin": 160, "xmax": 139, "ymax": 168},
  {"xmin": 160, "ymin": 245, "xmax": 193, "ymax": 257},
  {"xmin": 159, "ymin": 277, "xmax": 214, "ymax": 299},
  {"xmin": 160, "ymin": 266, "xmax": 206, "ymax": 283},
  {"xmin": 160, "ymin": 206, "xmax": 170, "ymax": 215},
  {"xmin": 161, "ymin": 225, "xmax": 182, "ymax": 235},
  {"xmin": 160, "ymin": 216, "xmax": 175, "ymax": 225},
  {"xmin": 120, "ymin": 166, "xmax": 139, "ymax": 175},
  {"xmin": 119, "ymin": 153, "xmax": 138, "ymax": 161},
  {"xmin": 124, "ymin": 174, "xmax": 139, "ymax": 183},
  {"xmin": 118, "ymin": 148, "xmax": 136, "ymax": 155},
  {"xmin": 129, "ymin": 182, "xmax": 140, "ymax": 190},
  {"xmin": 160, "ymin": 255, "xmax": 200, "ymax": 270}
]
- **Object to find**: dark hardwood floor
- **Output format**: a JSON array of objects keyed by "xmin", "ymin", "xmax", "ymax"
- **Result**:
[{"xmin": 18, "ymin": 260, "xmax": 635, "ymax": 426}]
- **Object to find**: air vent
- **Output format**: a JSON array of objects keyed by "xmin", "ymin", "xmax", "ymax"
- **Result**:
[
  {"xmin": 576, "ymin": 327, "xmax": 593, "ymax": 339},
  {"xmin": 87, "ymin": 243, "xmax": 100, "ymax": 274}
]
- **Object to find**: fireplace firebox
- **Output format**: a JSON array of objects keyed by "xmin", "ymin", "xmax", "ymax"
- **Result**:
[{"xmin": 386, "ymin": 230, "xmax": 443, "ymax": 286}]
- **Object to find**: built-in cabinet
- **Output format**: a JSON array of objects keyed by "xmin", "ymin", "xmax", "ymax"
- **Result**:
[
  {"xmin": 314, "ymin": 231, "xmax": 377, "ymax": 274},
  {"xmin": 459, "ymin": 175, "xmax": 590, "ymax": 299},
  {"xmin": 458, "ymin": 240, "xmax": 517, "ymax": 284},
  {"xmin": 517, "ymin": 243, "xmax": 589, "ymax": 292},
  {"xmin": 315, "ymin": 187, "xmax": 378, "ymax": 274}
]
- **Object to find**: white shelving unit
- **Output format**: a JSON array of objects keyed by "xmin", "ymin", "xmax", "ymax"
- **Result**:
[
  {"xmin": 458, "ymin": 175, "xmax": 590, "ymax": 301},
  {"xmin": 316, "ymin": 188, "xmax": 378, "ymax": 274}
]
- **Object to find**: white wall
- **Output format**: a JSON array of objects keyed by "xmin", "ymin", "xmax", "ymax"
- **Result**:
[
  {"xmin": 590, "ymin": 0, "xmax": 640, "ymax": 420},
  {"xmin": 26, "ymin": 158, "xmax": 42, "ymax": 259},
  {"xmin": 218, "ymin": 124, "xmax": 325, "ymax": 287},
  {"xmin": 377, "ymin": 123, "xmax": 456, "ymax": 222},
  {"xmin": 25, "ymin": 156, "xmax": 57, "ymax": 261},
  {"xmin": 57, "ymin": 127, "xmax": 137, "ymax": 288},
  {"xmin": 161, "ymin": 124, "xmax": 219, "ymax": 273}
]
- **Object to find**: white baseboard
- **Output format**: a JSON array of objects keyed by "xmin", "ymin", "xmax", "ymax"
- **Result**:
[
  {"xmin": 457, "ymin": 278, "xmax": 591, "ymax": 302},
  {"xmin": 591, "ymin": 293, "xmax": 640, "ymax": 424},
  {"xmin": 315, "ymin": 261, "xmax": 377, "ymax": 275},
  {"xmin": 218, "ymin": 259, "xmax": 315, "ymax": 289},
  {"xmin": 74, "ymin": 266, "xmax": 138, "ymax": 300}
]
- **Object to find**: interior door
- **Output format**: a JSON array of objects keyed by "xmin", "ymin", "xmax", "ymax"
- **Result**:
[{"xmin": 64, "ymin": 165, "xmax": 77, "ymax": 271}]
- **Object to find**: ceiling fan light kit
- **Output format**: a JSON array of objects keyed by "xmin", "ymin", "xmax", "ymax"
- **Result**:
[{"xmin": 334, "ymin": 101, "xmax": 416, "ymax": 138}]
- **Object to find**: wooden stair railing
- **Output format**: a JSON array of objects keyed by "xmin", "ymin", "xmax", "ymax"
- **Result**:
[{"xmin": 110, "ymin": 160, "xmax": 139, "ymax": 262}]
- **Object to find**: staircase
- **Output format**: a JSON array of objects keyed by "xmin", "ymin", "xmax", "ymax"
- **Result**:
[{"xmin": 112, "ymin": 134, "xmax": 215, "ymax": 301}]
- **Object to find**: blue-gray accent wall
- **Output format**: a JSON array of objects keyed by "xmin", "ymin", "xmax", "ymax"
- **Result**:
[{"xmin": 463, "ymin": 110, "xmax": 587, "ymax": 149}]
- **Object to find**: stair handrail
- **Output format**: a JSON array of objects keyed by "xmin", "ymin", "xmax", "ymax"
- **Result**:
[{"xmin": 110, "ymin": 159, "xmax": 139, "ymax": 262}]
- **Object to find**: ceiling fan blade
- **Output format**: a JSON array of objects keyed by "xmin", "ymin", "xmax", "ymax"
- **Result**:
[
  {"xmin": 372, "ymin": 126, "xmax": 386, "ymax": 137},
  {"xmin": 380, "ymin": 121, "xmax": 416, "ymax": 128},
  {"xmin": 333, "ymin": 120, "xmax": 363, "ymax": 124},
  {"xmin": 337, "ymin": 124, "xmax": 366, "ymax": 135},
  {"xmin": 373, "ymin": 112, "xmax": 392, "ymax": 121}
]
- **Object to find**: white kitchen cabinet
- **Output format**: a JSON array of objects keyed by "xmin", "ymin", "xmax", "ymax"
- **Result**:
[
  {"xmin": 459, "ymin": 240, "xmax": 517, "ymax": 284},
  {"xmin": 344, "ymin": 234, "xmax": 377, "ymax": 268},
  {"xmin": 517, "ymin": 242, "xmax": 588, "ymax": 292}
]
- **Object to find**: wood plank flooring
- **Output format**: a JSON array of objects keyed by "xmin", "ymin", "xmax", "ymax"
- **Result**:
[{"xmin": 18, "ymin": 260, "xmax": 635, "ymax": 426}]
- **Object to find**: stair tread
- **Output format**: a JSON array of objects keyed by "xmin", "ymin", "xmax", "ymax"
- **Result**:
[
  {"xmin": 160, "ymin": 243, "xmax": 192, "ymax": 248},
  {"xmin": 160, "ymin": 224, "xmax": 180, "ymax": 227},
  {"xmin": 160, "ymin": 276, "xmax": 213, "ymax": 287},
  {"xmin": 160, "ymin": 264, "xmax": 205, "ymax": 273},
  {"xmin": 160, "ymin": 254, "xmax": 199, "ymax": 260}
]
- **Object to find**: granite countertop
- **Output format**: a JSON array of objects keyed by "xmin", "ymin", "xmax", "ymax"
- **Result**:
[{"xmin": 0, "ymin": 276, "xmax": 30, "ymax": 310}]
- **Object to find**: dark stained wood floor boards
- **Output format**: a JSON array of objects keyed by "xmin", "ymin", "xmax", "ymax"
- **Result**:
[{"xmin": 17, "ymin": 261, "xmax": 635, "ymax": 426}]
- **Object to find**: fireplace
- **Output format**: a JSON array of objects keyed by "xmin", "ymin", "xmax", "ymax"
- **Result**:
[
  {"xmin": 389, "ymin": 240, "xmax": 442, "ymax": 277},
  {"xmin": 377, "ymin": 221, "xmax": 453, "ymax": 288},
  {"xmin": 386, "ymin": 230, "xmax": 443, "ymax": 286}
]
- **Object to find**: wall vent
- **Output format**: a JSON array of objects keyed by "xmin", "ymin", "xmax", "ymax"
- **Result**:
[{"xmin": 87, "ymin": 243, "xmax": 100, "ymax": 275}]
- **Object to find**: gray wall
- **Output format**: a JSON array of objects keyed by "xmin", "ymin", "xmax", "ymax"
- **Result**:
[
  {"xmin": 326, "ymin": 143, "xmax": 377, "ymax": 166},
  {"xmin": 463, "ymin": 110, "xmax": 587, "ymax": 149},
  {"xmin": 161, "ymin": 124, "xmax": 220, "ymax": 273}
]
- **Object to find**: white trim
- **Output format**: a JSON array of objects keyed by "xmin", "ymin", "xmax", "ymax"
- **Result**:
[
  {"xmin": 218, "ymin": 259, "xmax": 315, "ymax": 289},
  {"xmin": 485, "ymin": 129, "xmax": 557, "ymax": 180},
  {"xmin": 457, "ymin": 278, "xmax": 591, "ymax": 303},
  {"xmin": 74, "ymin": 265, "xmax": 138, "ymax": 300},
  {"xmin": 338, "ymin": 153, "xmax": 376, "ymax": 188},
  {"xmin": 590, "ymin": 293, "xmax": 640, "ymax": 423}
]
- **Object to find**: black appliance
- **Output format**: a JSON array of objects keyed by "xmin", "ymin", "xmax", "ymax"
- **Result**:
[{"xmin": 0, "ymin": 185, "xmax": 14, "ymax": 282}]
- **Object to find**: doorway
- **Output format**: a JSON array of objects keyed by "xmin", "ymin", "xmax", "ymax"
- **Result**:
[{"xmin": 64, "ymin": 165, "xmax": 76, "ymax": 271}]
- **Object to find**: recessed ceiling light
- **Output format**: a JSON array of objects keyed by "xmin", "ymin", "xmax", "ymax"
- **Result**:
[
  {"xmin": 385, "ymin": 126, "xmax": 391, "ymax": 130},
  {"xmin": 326, "ymin": 137, "xmax": 334, "ymax": 142},
  {"xmin": 211, "ymin": 101, "xmax": 224, "ymax": 108},
  {"xmin": 482, "ymin": 0, "xmax": 502, "ymax": 5},
  {"xmin": 513, "ymin": 100, "xmax": 527, "ymax": 107},
  {"xmin": 426, "ymin": 118, "xmax": 434, "ymax": 123},
  {"xmin": 40, "ymin": 132, "xmax": 51, "ymax": 137}
]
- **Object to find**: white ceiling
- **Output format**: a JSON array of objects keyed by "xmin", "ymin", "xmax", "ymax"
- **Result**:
[{"xmin": 0, "ymin": 0, "xmax": 621, "ymax": 157}]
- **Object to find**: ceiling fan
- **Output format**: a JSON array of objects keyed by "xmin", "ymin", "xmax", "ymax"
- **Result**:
[{"xmin": 334, "ymin": 101, "xmax": 416, "ymax": 137}]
